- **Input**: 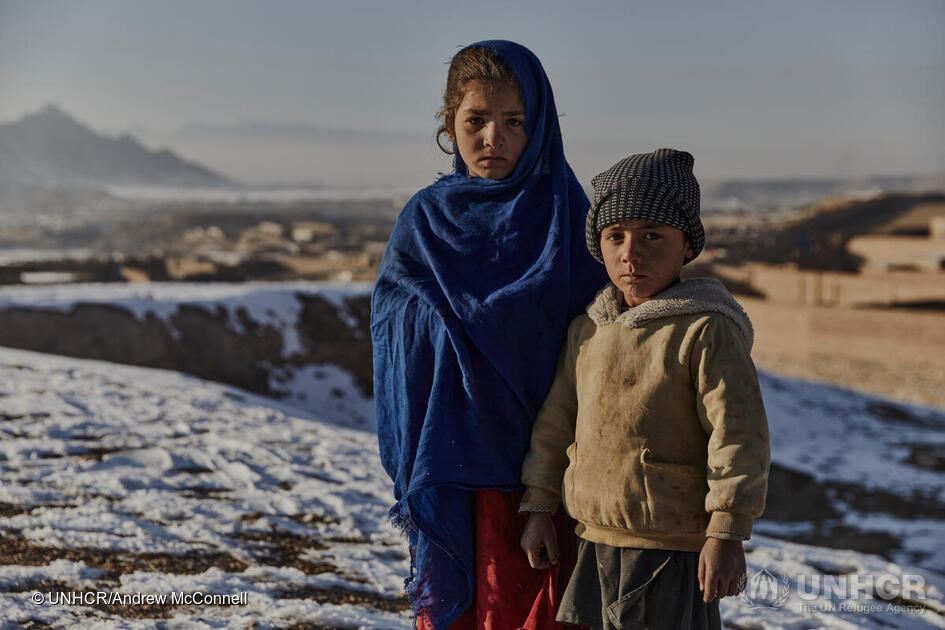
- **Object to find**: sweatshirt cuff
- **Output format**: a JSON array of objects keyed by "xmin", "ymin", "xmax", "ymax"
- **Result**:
[
  {"xmin": 520, "ymin": 487, "xmax": 560, "ymax": 513},
  {"xmin": 707, "ymin": 511, "xmax": 753, "ymax": 540},
  {"xmin": 706, "ymin": 532, "xmax": 745, "ymax": 541}
]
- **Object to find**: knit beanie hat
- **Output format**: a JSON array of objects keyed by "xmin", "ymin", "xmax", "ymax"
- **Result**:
[{"xmin": 585, "ymin": 148, "xmax": 704, "ymax": 264}]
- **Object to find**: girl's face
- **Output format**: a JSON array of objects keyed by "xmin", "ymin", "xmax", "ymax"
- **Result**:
[
  {"xmin": 599, "ymin": 220, "xmax": 693, "ymax": 308},
  {"xmin": 451, "ymin": 80, "xmax": 527, "ymax": 180}
]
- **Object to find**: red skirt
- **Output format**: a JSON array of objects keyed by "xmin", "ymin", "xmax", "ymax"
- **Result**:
[{"xmin": 415, "ymin": 489, "xmax": 586, "ymax": 630}]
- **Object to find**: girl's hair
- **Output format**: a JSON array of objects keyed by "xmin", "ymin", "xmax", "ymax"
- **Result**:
[{"xmin": 435, "ymin": 46, "xmax": 522, "ymax": 154}]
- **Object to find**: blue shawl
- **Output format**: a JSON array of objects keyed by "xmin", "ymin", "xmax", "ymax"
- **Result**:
[{"xmin": 371, "ymin": 40, "xmax": 606, "ymax": 629}]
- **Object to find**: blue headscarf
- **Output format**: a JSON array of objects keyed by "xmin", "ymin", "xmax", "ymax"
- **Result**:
[{"xmin": 371, "ymin": 40, "xmax": 606, "ymax": 629}]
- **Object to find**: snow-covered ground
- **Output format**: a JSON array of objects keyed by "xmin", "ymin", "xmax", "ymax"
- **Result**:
[
  {"xmin": 0, "ymin": 347, "xmax": 409, "ymax": 629},
  {"xmin": 0, "ymin": 281, "xmax": 371, "ymax": 350},
  {"xmin": 0, "ymin": 281, "xmax": 377, "ymax": 429},
  {"xmin": 0, "ymin": 280, "xmax": 944, "ymax": 628},
  {"xmin": 1, "ymin": 348, "xmax": 944, "ymax": 628},
  {"xmin": 0, "ymin": 349, "xmax": 407, "ymax": 628},
  {"xmin": 758, "ymin": 371, "xmax": 945, "ymax": 575}
]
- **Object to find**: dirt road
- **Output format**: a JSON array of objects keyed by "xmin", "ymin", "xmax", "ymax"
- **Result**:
[{"xmin": 743, "ymin": 297, "xmax": 945, "ymax": 409}]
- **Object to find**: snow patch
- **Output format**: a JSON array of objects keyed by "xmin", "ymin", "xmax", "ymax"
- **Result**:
[
  {"xmin": 271, "ymin": 363, "xmax": 375, "ymax": 431},
  {"xmin": 0, "ymin": 281, "xmax": 372, "ymax": 360}
]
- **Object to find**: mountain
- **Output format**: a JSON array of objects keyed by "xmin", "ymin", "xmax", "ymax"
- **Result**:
[{"xmin": 0, "ymin": 104, "xmax": 232, "ymax": 189}]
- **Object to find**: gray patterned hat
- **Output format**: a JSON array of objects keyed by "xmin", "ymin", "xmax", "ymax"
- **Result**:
[{"xmin": 585, "ymin": 148, "xmax": 704, "ymax": 264}]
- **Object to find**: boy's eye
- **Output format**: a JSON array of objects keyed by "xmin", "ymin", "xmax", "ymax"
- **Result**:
[
  {"xmin": 605, "ymin": 232, "xmax": 623, "ymax": 241},
  {"xmin": 643, "ymin": 232, "xmax": 662, "ymax": 240}
]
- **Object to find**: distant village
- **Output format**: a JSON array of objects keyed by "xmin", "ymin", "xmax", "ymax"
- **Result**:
[
  {"xmin": 0, "ymin": 196, "xmax": 398, "ymax": 285},
  {"xmin": 2, "ymin": 186, "xmax": 945, "ymax": 408}
]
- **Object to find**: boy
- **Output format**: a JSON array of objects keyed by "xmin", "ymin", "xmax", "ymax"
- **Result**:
[{"xmin": 519, "ymin": 149, "xmax": 770, "ymax": 630}]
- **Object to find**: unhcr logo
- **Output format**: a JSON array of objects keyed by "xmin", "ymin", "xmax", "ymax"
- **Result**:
[
  {"xmin": 738, "ymin": 568, "xmax": 927, "ymax": 609},
  {"xmin": 740, "ymin": 569, "xmax": 791, "ymax": 608}
]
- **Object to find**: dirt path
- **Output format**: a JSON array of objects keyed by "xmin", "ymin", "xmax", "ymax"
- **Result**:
[{"xmin": 742, "ymin": 297, "xmax": 945, "ymax": 409}]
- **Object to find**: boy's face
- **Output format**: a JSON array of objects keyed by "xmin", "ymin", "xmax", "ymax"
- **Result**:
[{"xmin": 599, "ymin": 219, "xmax": 693, "ymax": 308}]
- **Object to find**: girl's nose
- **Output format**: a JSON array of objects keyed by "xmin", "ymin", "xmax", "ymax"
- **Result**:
[{"xmin": 483, "ymin": 122, "xmax": 504, "ymax": 148}]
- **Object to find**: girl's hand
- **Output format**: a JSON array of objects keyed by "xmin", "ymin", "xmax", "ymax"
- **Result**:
[
  {"xmin": 520, "ymin": 512, "xmax": 559, "ymax": 570},
  {"xmin": 698, "ymin": 537, "xmax": 746, "ymax": 602}
]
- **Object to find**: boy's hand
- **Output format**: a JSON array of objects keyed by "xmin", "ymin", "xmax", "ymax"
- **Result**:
[
  {"xmin": 698, "ymin": 537, "xmax": 746, "ymax": 602},
  {"xmin": 520, "ymin": 512, "xmax": 559, "ymax": 570}
]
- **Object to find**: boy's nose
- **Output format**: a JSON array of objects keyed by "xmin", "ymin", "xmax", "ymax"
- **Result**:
[{"xmin": 621, "ymin": 235, "xmax": 643, "ymax": 262}]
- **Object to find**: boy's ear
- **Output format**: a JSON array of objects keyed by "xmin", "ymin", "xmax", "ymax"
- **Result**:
[{"xmin": 684, "ymin": 239, "xmax": 694, "ymax": 260}]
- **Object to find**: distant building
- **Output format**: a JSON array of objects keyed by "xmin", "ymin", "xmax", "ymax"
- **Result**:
[
  {"xmin": 931, "ymin": 216, "xmax": 945, "ymax": 241},
  {"xmin": 291, "ymin": 221, "xmax": 336, "ymax": 242}
]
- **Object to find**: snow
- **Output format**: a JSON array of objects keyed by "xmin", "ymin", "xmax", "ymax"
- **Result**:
[
  {"xmin": 726, "ymin": 535, "xmax": 945, "ymax": 629},
  {"xmin": 18, "ymin": 271, "xmax": 81, "ymax": 284},
  {"xmin": 1, "ymin": 348, "xmax": 944, "ymax": 628},
  {"xmin": 757, "ymin": 371, "xmax": 945, "ymax": 574},
  {"xmin": 761, "ymin": 371, "xmax": 945, "ymax": 500},
  {"xmin": 270, "ymin": 363, "xmax": 375, "ymax": 431},
  {"xmin": 0, "ymin": 282, "xmax": 371, "ymax": 355},
  {"xmin": 0, "ymin": 281, "xmax": 375, "ymax": 426},
  {"xmin": 0, "ymin": 281, "xmax": 944, "ymax": 627},
  {"xmin": 0, "ymin": 347, "xmax": 409, "ymax": 628}
]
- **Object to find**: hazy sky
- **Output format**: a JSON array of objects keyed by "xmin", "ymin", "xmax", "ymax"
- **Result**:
[{"xmin": 1, "ymin": 0, "xmax": 943, "ymax": 189}]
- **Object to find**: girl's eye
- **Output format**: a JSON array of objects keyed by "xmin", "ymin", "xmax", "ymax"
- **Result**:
[
  {"xmin": 466, "ymin": 117, "xmax": 484, "ymax": 126},
  {"xmin": 506, "ymin": 118, "xmax": 524, "ymax": 127}
]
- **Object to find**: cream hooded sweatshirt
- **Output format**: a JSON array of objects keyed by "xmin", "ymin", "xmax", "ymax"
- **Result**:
[{"xmin": 521, "ymin": 278, "xmax": 770, "ymax": 551}]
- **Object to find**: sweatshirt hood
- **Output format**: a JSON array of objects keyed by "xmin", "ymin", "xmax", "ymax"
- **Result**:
[{"xmin": 586, "ymin": 278, "xmax": 754, "ymax": 351}]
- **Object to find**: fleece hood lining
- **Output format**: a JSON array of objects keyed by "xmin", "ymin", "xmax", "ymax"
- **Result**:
[{"xmin": 586, "ymin": 278, "xmax": 754, "ymax": 351}]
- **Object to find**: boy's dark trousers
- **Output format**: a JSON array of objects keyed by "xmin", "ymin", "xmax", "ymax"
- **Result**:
[{"xmin": 556, "ymin": 539, "xmax": 722, "ymax": 630}]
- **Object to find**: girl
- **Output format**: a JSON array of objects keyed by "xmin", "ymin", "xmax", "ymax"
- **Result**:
[{"xmin": 371, "ymin": 40, "xmax": 605, "ymax": 630}]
